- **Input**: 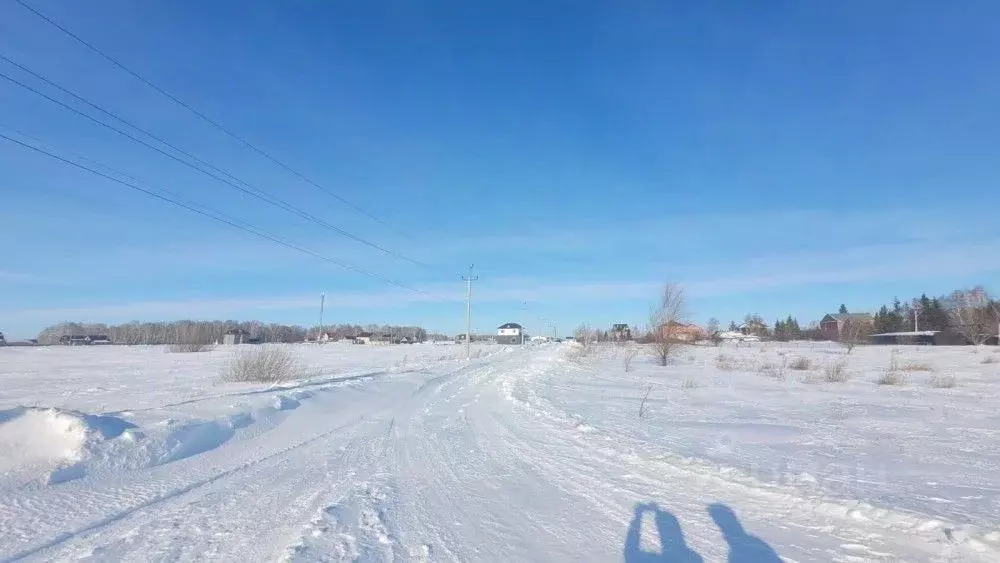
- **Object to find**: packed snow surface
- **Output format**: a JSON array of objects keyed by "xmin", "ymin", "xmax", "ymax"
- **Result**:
[{"xmin": 2, "ymin": 341, "xmax": 999, "ymax": 561}]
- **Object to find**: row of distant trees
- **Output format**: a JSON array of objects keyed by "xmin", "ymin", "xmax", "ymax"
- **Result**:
[
  {"xmin": 711, "ymin": 286, "xmax": 999, "ymax": 345},
  {"xmin": 694, "ymin": 287, "xmax": 999, "ymax": 346},
  {"xmin": 35, "ymin": 321, "xmax": 437, "ymax": 346}
]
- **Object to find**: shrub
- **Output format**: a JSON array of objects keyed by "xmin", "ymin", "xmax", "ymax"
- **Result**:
[
  {"xmin": 875, "ymin": 371, "xmax": 908, "ymax": 386},
  {"xmin": 168, "ymin": 342, "xmax": 214, "ymax": 353},
  {"xmin": 221, "ymin": 345, "xmax": 299, "ymax": 383},
  {"xmin": 929, "ymin": 374, "xmax": 957, "ymax": 388},
  {"xmin": 982, "ymin": 356, "xmax": 997, "ymax": 365},
  {"xmin": 758, "ymin": 362, "xmax": 785, "ymax": 381},
  {"xmin": 789, "ymin": 357, "xmax": 811, "ymax": 371},
  {"xmin": 824, "ymin": 362, "xmax": 850, "ymax": 383},
  {"xmin": 716, "ymin": 354, "xmax": 736, "ymax": 371},
  {"xmin": 900, "ymin": 361, "xmax": 934, "ymax": 372},
  {"xmin": 682, "ymin": 378, "xmax": 698, "ymax": 389},
  {"xmin": 623, "ymin": 346, "xmax": 639, "ymax": 373}
]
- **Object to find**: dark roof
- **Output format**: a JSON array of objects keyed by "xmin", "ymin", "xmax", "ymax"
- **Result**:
[
  {"xmin": 612, "ymin": 324, "xmax": 629, "ymax": 330},
  {"xmin": 498, "ymin": 322, "xmax": 523, "ymax": 329}
]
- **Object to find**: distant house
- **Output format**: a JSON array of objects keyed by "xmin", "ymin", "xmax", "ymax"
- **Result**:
[
  {"xmin": 718, "ymin": 330, "xmax": 759, "ymax": 343},
  {"xmin": 739, "ymin": 320, "xmax": 769, "ymax": 338},
  {"xmin": 88, "ymin": 335, "xmax": 112, "ymax": 345},
  {"xmin": 870, "ymin": 330, "xmax": 970, "ymax": 346},
  {"xmin": 660, "ymin": 321, "xmax": 706, "ymax": 343},
  {"xmin": 222, "ymin": 329, "xmax": 250, "ymax": 346},
  {"xmin": 354, "ymin": 332, "xmax": 373, "ymax": 345},
  {"xmin": 497, "ymin": 322, "xmax": 524, "ymax": 345},
  {"xmin": 610, "ymin": 323, "xmax": 632, "ymax": 342},
  {"xmin": 819, "ymin": 313, "xmax": 874, "ymax": 341}
]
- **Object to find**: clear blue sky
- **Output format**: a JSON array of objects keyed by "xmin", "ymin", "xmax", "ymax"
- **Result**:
[{"xmin": 1, "ymin": 0, "xmax": 998, "ymax": 339}]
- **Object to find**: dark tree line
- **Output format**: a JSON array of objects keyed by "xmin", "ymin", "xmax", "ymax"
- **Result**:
[{"xmin": 36, "ymin": 321, "xmax": 434, "ymax": 345}]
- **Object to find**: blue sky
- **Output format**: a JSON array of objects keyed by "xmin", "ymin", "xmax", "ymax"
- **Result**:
[{"xmin": 1, "ymin": 0, "xmax": 999, "ymax": 338}]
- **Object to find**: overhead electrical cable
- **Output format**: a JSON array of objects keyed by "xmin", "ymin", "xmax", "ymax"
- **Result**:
[
  {"xmin": 0, "ymin": 129, "xmax": 447, "ymax": 301},
  {"xmin": 0, "ymin": 66, "xmax": 430, "ymax": 268},
  {"xmin": 12, "ymin": 0, "xmax": 407, "ymax": 237}
]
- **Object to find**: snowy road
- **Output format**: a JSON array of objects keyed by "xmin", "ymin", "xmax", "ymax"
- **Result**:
[{"xmin": 1, "ymin": 344, "xmax": 996, "ymax": 562}]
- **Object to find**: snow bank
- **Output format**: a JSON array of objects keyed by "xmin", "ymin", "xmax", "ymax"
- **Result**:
[{"xmin": 0, "ymin": 407, "xmax": 136, "ymax": 488}]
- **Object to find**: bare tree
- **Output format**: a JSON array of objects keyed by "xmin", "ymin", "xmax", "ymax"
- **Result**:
[
  {"xmin": 649, "ymin": 284, "xmax": 687, "ymax": 366},
  {"xmin": 574, "ymin": 324, "xmax": 596, "ymax": 355},
  {"xmin": 840, "ymin": 318, "xmax": 871, "ymax": 354},
  {"xmin": 946, "ymin": 287, "xmax": 997, "ymax": 346}
]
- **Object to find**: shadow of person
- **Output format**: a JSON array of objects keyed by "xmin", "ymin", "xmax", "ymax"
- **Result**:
[
  {"xmin": 624, "ymin": 502, "xmax": 703, "ymax": 563},
  {"xmin": 707, "ymin": 503, "xmax": 781, "ymax": 563}
]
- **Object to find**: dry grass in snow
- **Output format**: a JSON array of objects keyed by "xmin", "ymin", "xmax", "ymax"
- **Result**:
[
  {"xmin": 221, "ymin": 345, "xmax": 301, "ymax": 384},
  {"xmin": 789, "ymin": 357, "xmax": 812, "ymax": 370}
]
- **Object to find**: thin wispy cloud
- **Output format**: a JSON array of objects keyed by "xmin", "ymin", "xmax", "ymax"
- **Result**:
[
  {"xmin": 7, "ymin": 236, "xmax": 998, "ymax": 327},
  {"xmin": 0, "ymin": 270, "xmax": 48, "ymax": 284}
]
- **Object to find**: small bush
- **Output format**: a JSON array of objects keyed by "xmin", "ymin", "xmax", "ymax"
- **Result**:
[
  {"xmin": 824, "ymin": 362, "xmax": 850, "ymax": 383},
  {"xmin": 623, "ymin": 347, "xmax": 639, "ymax": 373},
  {"xmin": 758, "ymin": 362, "xmax": 785, "ymax": 381},
  {"xmin": 900, "ymin": 361, "xmax": 934, "ymax": 372},
  {"xmin": 168, "ymin": 342, "xmax": 214, "ymax": 353},
  {"xmin": 982, "ymin": 356, "xmax": 997, "ymax": 365},
  {"xmin": 682, "ymin": 378, "xmax": 698, "ymax": 389},
  {"xmin": 716, "ymin": 354, "xmax": 736, "ymax": 371},
  {"xmin": 930, "ymin": 374, "xmax": 957, "ymax": 388},
  {"xmin": 222, "ymin": 345, "xmax": 299, "ymax": 383},
  {"xmin": 789, "ymin": 357, "xmax": 811, "ymax": 371},
  {"xmin": 876, "ymin": 371, "xmax": 908, "ymax": 386}
]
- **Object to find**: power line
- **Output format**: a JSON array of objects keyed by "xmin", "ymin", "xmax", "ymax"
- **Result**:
[
  {"xmin": 0, "ymin": 123, "xmax": 261, "ymax": 230},
  {"xmin": 13, "ymin": 0, "xmax": 407, "ymax": 237},
  {"xmin": 0, "ymin": 65, "xmax": 430, "ymax": 268},
  {"xmin": 0, "ymin": 129, "xmax": 447, "ymax": 301}
]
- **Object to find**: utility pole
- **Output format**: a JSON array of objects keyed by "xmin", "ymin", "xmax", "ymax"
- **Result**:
[
  {"xmin": 461, "ymin": 265, "xmax": 478, "ymax": 359},
  {"xmin": 318, "ymin": 292, "xmax": 326, "ymax": 342}
]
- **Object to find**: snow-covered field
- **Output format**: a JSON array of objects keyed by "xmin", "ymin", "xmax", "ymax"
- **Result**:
[{"xmin": 1, "ymin": 341, "xmax": 999, "ymax": 562}]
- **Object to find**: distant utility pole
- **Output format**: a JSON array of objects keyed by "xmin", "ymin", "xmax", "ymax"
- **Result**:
[
  {"xmin": 461, "ymin": 265, "xmax": 478, "ymax": 359},
  {"xmin": 319, "ymin": 292, "xmax": 326, "ymax": 340}
]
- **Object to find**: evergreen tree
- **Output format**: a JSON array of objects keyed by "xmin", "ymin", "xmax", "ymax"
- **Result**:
[{"xmin": 839, "ymin": 304, "xmax": 848, "ymax": 314}]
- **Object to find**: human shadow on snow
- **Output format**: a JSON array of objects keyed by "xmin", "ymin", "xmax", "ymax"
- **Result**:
[
  {"xmin": 623, "ymin": 502, "xmax": 702, "ymax": 563},
  {"xmin": 624, "ymin": 502, "xmax": 780, "ymax": 563},
  {"xmin": 707, "ymin": 503, "xmax": 781, "ymax": 563}
]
